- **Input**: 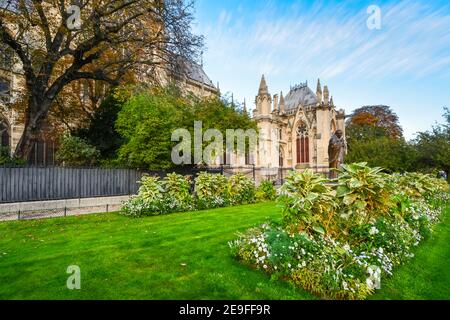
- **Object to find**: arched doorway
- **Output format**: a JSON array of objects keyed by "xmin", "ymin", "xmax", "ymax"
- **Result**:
[{"xmin": 296, "ymin": 123, "xmax": 309, "ymax": 164}]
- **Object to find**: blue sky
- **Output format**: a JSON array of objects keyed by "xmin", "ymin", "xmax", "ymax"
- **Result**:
[{"xmin": 192, "ymin": 0, "xmax": 450, "ymax": 140}]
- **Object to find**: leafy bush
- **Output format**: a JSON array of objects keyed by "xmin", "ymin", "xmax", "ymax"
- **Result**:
[
  {"xmin": 194, "ymin": 172, "xmax": 230, "ymax": 209},
  {"xmin": 0, "ymin": 146, "xmax": 26, "ymax": 165},
  {"xmin": 278, "ymin": 170, "xmax": 338, "ymax": 235},
  {"xmin": 256, "ymin": 180, "xmax": 277, "ymax": 201},
  {"xmin": 121, "ymin": 173, "xmax": 195, "ymax": 217},
  {"xmin": 335, "ymin": 163, "xmax": 395, "ymax": 227},
  {"xmin": 231, "ymin": 163, "xmax": 449, "ymax": 300},
  {"xmin": 121, "ymin": 172, "xmax": 259, "ymax": 217},
  {"xmin": 120, "ymin": 196, "xmax": 158, "ymax": 217},
  {"xmin": 55, "ymin": 133, "xmax": 100, "ymax": 167},
  {"xmin": 163, "ymin": 173, "xmax": 195, "ymax": 212},
  {"xmin": 229, "ymin": 223, "xmax": 373, "ymax": 300},
  {"xmin": 392, "ymin": 172, "xmax": 449, "ymax": 200},
  {"xmin": 227, "ymin": 173, "xmax": 256, "ymax": 205},
  {"xmin": 121, "ymin": 175, "xmax": 166, "ymax": 217}
]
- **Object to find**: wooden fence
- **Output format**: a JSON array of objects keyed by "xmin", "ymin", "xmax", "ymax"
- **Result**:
[{"xmin": 0, "ymin": 167, "xmax": 146, "ymax": 203}]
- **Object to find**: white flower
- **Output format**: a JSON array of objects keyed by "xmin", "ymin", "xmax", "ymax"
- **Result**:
[
  {"xmin": 263, "ymin": 265, "xmax": 268, "ymax": 269},
  {"xmin": 369, "ymin": 227, "xmax": 379, "ymax": 235},
  {"xmin": 342, "ymin": 281, "xmax": 349, "ymax": 291},
  {"xmin": 366, "ymin": 278, "xmax": 375, "ymax": 289},
  {"xmin": 343, "ymin": 244, "xmax": 351, "ymax": 251}
]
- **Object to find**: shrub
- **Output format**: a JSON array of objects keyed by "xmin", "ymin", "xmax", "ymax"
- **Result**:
[
  {"xmin": 227, "ymin": 173, "xmax": 256, "ymax": 205},
  {"xmin": 194, "ymin": 172, "xmax": 230, "ymax": 209},
  {"xmin": 121, "ymin": 173, "xmax": 195, "ymax": 217},
  {"xmin": 120, "ymin": 196, "xmax": 158, "ymax": 217},
  {"xmin": 0, "ymin": 146, "xmax": 26, "ymax": 165},
  {"xmin": 231, "ymin": 163, "xmax": 449, "ymax": 300},
  {"xmin": 335, "ymin": 163, "xmax": 395, "ymax": 227},
  {"xmin": 392, "ymin": 172, "xmax": 449, "ymax": 200},
  {"xmin": 122, "ymin": 175, "xmax": 167, "ymax": 216},
  {"xmin": 163, "ymin": 173, "xmax": 195, "ymax": 212},
  {"xmin": 256, "ymin": 180, "xmax": 277, "ymax": 201},
  {"xmin": 230, "ymin": 223, "xmax": 374, "ymax": 300},
  {"xmin": 55, "ymin": 133, "xmax": 100, "ymax": 167},
  {"xmin": 121, "ymin": 172, "xmax": 260, "ymax": 217},
  {"xmin": 278, "ymin": 170, "xmax": 338, "ymax": 235}
]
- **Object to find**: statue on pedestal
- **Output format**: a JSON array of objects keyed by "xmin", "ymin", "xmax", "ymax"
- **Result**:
[{"xmin": 328, "ymin": 130, "xmax": 347, "ymax": 178}]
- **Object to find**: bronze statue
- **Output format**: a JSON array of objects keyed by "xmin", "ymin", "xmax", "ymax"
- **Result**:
[{"xmin": 328, "ymin": 130, "xmax": 347, "ymax": 178}]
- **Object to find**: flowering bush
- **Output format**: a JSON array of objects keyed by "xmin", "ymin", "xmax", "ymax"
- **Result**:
[
  {"xmin": 256, "ymin": 180, "xmax": 277, "ymax": 202},
  {"xmin": 121, "ymin": 173, "xmax": 194, "ymax": 217},
  {"xmin": 121, "ymin": 172, "xmax": 261, "ymax": 217},
  {"xmin": 336, "ymin": 163, "xmax": 395, "ymax": 226},
  {"xmin": 121, "ymin": 175, "xmax": 167, "ymax": 216},
  {"xmin": 278, "ymin": 170, "xmax": 338, "ymax": 235},
  {"xmin": 228, "ymin": 173, "xmax": 256, "ymax": 205},
  {"xmin": 194, "ymin": 172, "xmax": 230, "ymax": 209},
  {"xmin": 163, "ymin": 173, "xmax": 195, "ymax": 212},
  {"xmin": 230, "ymin": 164, "xmax": 449, "ymax": 300}
]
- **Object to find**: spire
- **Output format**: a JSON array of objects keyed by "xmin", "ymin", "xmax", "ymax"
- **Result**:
[
  {"xmin": 330, "ymin": 96, "xmax": 334, "ymax": 106},
  {"xmin": 258, "ymin": 74, "xmax": 269, "ymax": 96},
  {"xmin": 316, "ymin": 79, "xmax": 322, "ymax": 103},
  {"xmin": 279, "ymin": 91, "xmax": 285, "ymax": 114},
  {"xmin": 323, "ymin": 85, "xmax": 330, "ymax": 105},
  {"xmin": 243, "ymin": 98, "xmax": 247, "ymax": 114},
  {"xmin": 273, "ymin": 94, "xmax": 279, "ymax": 113}
]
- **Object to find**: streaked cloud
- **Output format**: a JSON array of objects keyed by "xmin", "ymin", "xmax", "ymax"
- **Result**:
[
  {"xmin": 194, "ymin": 0, "xmax": 450, "ymax": 140},
  {"xmin": 197, "ymin": 0, "xmax": 450, "ymax": 80}
]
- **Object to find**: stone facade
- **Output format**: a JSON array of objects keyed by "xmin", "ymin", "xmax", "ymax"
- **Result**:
[
  {"xmin": 0, "ymin": 45, "xmax": 25, "ymax": 154},
  {"xmin": 252, "ymin": 75, "xmax": 346, "ymax": 172}
]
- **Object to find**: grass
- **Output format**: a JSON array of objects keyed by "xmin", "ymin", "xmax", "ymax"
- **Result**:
[
  {"xmin": 0, "ymin": 202, "xmax": 449, "ymax": 300},
  {"xmin": 370, "ymin": 202, "xmax": 450, "ymax": 300}
]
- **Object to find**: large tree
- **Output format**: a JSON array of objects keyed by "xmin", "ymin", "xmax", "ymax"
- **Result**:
[
  {"xmin": 116, "ymin": 88, "xmax": 257, "ymax": 170},
  {"xmin": 345, "ymin": 105, "xmax": 415, "ymax": 172},
  {"xmin": 413, "ymin": 108, "xmax": 450, "ymax": 176},
  {"xmin": 0, "ymin": 0, "xmax": 202, "ymax": 159},
  {"xmin": 347, "ymin": 105, "xmax": 403, "ymax": 139}
]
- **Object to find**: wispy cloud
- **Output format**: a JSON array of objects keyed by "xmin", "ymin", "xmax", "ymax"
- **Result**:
[{"xmin": 197, "ymin": 0, "xmax": 450, "ymax": 81}]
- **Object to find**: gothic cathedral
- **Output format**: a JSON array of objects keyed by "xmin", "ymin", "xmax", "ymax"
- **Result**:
[{"xmin": 252, "ymin": 75, "xmax": 346, "ymax": 173}]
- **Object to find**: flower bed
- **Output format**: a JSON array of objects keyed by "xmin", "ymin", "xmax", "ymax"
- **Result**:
[
  {"xmin": 229, "ymin": 163, "xmax": 449, "ymax": 300},
  {"xmin": 120, "ymin": 172, "xmax": 276, "ymax": 217}
]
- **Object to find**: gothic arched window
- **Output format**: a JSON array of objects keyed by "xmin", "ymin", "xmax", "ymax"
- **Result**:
[
  {"xmin": 0, "ymin": 78, "xmax": 10, "ymax": 95},
  {"xmin": 296, "ymin": 124, "xmax": 309, "ymax": 164},
  {"xmin": 0, "ymin": 46, "xmax": 13, "ymax": 71}
]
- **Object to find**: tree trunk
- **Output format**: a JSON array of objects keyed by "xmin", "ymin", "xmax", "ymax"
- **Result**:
[{"xmin": 13, "ymin": 98, "xmax": 50, "ymax": 160}]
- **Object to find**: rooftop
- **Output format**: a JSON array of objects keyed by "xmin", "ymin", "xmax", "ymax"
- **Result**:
[
  {"xmin": 284, "ymin": 83, "xmax": 318, "ymax": 110},
  {"xmin": 184, "ymin": 60, "xmax": 217, "ymax": 90}
]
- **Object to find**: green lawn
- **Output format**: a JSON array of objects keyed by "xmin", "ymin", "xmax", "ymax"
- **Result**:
[{"xmin": 0, "ymin": 202, "xmax": 449, "ymax": 300}]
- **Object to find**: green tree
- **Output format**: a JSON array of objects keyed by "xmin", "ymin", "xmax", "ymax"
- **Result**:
[
  {"xmin": 74, "ymin": 94, "xmax": 125, "ymax": 160},
  {"xmin": 116, "ymin": 87, "xmax": 186, "ymax": 170},
  {"xmin": 345, "ymin": 134, "xmax": 417, "ymax": 172},
  {"xmin": 55, "ymin": 133, "xmax": 100, "ymax": 167},
  {"xmin": 412, "ymin": 108, "xmax": 450, "ymax": 176},
  {"xmin": 115, "ymin": 88, "xmax": 257, "ymax": 170},
  {"xmin": 345, "ymin": 107, "xmax": 415, "ymax": 172}
]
